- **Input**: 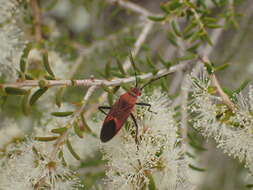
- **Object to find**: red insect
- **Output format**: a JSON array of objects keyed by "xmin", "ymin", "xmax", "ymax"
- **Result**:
[{"xmin": 99, "ymin": 55, "xmax": 169, "ymax": 143}]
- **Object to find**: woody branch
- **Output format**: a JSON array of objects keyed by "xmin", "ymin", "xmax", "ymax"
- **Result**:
[{"xmin": 2, "ymin": 63, "xmax": 187, "ymax": 89}]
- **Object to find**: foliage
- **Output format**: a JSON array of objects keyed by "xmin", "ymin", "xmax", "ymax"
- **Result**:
[{"xmin": 0, "ymin": 0, "xmax": 252, "ymax": 189}]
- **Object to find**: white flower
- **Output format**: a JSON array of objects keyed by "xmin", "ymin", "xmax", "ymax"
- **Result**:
[
  {"xmin": 189, "ymin": 68, "xmax": 253, "ymax": 174},
  {"xmin": 101, "ymin": 90, "xmax": 194, "ymax": 190},
  {"xmin": 0, "ymin": 139, "xmax": 82, "ymax": 190},
  {"xmin": 0, "ymin": 0, "xmax": 26, "ymax": 81},
  {"xmin": 0, "ymin": 118, "xmax": 24, "ymax": 152}
]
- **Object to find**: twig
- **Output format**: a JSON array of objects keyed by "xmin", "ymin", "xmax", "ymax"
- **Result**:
[
  {"xmin": 106, "ymin": 0, "xmax": 158, "ymax": 17},
  {"xmin": 85, "ymin": 21, "xmax": 154, "ymax": 117},
  {"xmin": 3, "ymin": 63, "xmax": 187, "ymax": 89},
  {"xmin": 30, "ymin": 0, "xmax": 42, "ymax": 42},
  {"xmin": 211, "ymin": 74, "xmax": 236, "ymax": 111},
  {"xmin": 123, "ymin": 21, "xmax": 154, "ymax": 70},
  {"xmin": 50, "ymin": 86, "xmax": 97, "ymax": 161},
  {"xmin": 67, "ymin": 24, "xmax": 142, "ymax": 78},
  {"xmin": 200, "ymin": 56, "xmax": 236, "ymax": 111}
]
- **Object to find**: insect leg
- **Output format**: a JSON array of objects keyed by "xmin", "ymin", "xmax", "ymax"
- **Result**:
[
  {"xmin": 98, "ymin": 106, "xmax": 111, "ymax": 115},
  {"xmin": 136, "ymin": 102, "xmax": 157, "ymax": 114},
  {"xmin": 130, "ymin": 113, "xmax": 139, "ymax": 145}
]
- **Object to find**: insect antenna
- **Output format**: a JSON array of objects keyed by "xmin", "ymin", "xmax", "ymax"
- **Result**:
[
  {"xmin": 140, "ymin": 72, "xmax": 171, "ymax": 90},
  {"xmin": 129, "ymin": 52, "xmax": 139, "ymax": 88}
]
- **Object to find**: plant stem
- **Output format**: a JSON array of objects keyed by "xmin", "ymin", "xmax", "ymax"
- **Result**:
[
  {"xmin": 50, "ymin": 86, "xmax": 97, "ymax": 161},
  {"xmin": 30, "ymin": 0, "xmax": 42, "ymax": 42}
]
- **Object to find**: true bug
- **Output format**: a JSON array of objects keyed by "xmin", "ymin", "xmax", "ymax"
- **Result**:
[{"xmin": 99, "ymin": 54, "xmax": 170, "ymax": 143}]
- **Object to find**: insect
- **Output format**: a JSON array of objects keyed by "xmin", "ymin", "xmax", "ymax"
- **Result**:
[{"xmin": 99, "ymin": 54, "xmax": 170, "ymax": 143}]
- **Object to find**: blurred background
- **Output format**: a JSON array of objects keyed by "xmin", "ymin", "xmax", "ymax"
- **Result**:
[{"xmin": 1, "ymin": 0, "xmax": 253, "ymax": 189}]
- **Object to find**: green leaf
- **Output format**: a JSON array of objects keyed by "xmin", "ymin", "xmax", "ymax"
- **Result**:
[
  {"xmin": 187, "ymin": 43, "xmax": 200, "ymax": 53},
  {"xmin": 32, "ymin": 146, "xmax": 40, "ymax": 157},
  {"xmin": 22, "ymin": 43, "xmax": 33, "ymax": 59},
  {"xmin": 80, "ymin": 114, "xmax": 92, "ymax": 133},
  {"xmin": 22, "ymin": 91, "xmax": 31, "ymax": 115},
  {"xmin": 167, "ymin": 31, "xmax": 178, "ymax": 46},
  {"xmin": 183, "ymin": 22, "xmax": 197, "ymax": 34},
  {"xmin": 20, "ymin": 59, "xmax": 26, "ymax": 74},
  {"xmin": 158, "ymin": 54, "xmax": 172, "ymax": 68},
  {"xmin": 20, "ymin": 43, "xmax": 33, "ymax": 73},
  {"xmin": 51, "ymin": 127, "xmax": 68, "ymax": 134},
  {"xmin": 55, "ymin": 87, "xmax": 64, "ymax": 108},
  {"xmin": 42, "ymin": 51, "xmax": 55, "ymax": 78},
  {"xmin": 34, "ymin": 136, "xmax": 58, "ymax": 141},
  {"xmin": 147, "ymin": 173, "xmax": 157, "ymax": 190},
  {"xmin": 204, "ymin": 63, "xmax": 214, "ymax": 74},
  {"xmin": 171, "ymin": 20, "xmax": 181, "ymax": 37},
  {"xmin": 30, "ymin": 87, "xmax": 48, "ymax": 105},
  {"xmin": 183, "ymin": 31, "xmax": 195, "ymax": 40},
  {"xmin": 102, "ymin": 85, "xmax": 112, "ymax": 93},
  {"xmin": 177, "ymin": 54, "xmax": 197, "ymax": 61},
  {"xmin": 160, "ymin": 77, "xmax": 169, "ymax": 91},
  {"xmin": 246, "ymin": 184, "xmax": 253, "ymax": 188},
  {"xmin": 206, "ymin": 24, "xmax": 222, "ymax": 29},
  {"xmin": 146, "ymin": 57, "xmax": 158, "ymax": 74},
  {"xmin": 214, "ymin": 64, "xmax": 229, "ymax": 72},
  {"xmin": 112, "ymin": 85, "xmax": 120, "ymax": 93},
  {"xmin": 129, "ymin": 52, "xmax": 140, "ymax": 73},
  {"xmin": 222, "ymin": 87, "xmax": 233, "ymax": 98},
  {"xmin": 234, "ymin": 79, "xmax": 251, "ymax": 94},
  {"xmin": 168, "ymin": 1, "xmax": 182, "ymax": 10},
  {"xmin": 207, "ymin": 86, "xmax": 217, "ymax": 94},
  {"xmin": 107, "ymin": 92, "xmax": 114, "ymax": 106},
  {"xmin": 189, "ymin": 141, "xmax": 207, "ymax": 151},
  {"xmin": 186, "ymin": 152, "xmax": 196, "ymax": 159},
  {"xmin": 148, "ymin": 15, "xmax": 166, "ymax": 22},
  {"xmin": 45, "ymin": 0, "xmax": 58, "ymax": 11},
  {"xmin": 189, "ymin": 164, "xmax": 206, "ymax": 172},
  {"xmin": 211, "ymin": 0, "xmax": 220, "ymax": 7},
  {"xmin": 58, "ymin": 150, "xmax": 67, "ymax": 166},
  {"xmin": 116, "ymin": 59, "xmax": 126, "ymax": 76},
  {"xmin": 120, "ymin": 82, "xmax": 130, "ymax": 92},
  {"xmin": 160, "ymin": 4, "xmax": 170, "ymax": 13},
  {"xmin": 25, "ymin": 74, "xmax": 34, "ymax": 80},
  {"xmin": 190, "ymin": 30, "xmax": 201, "ymax": 43},
  {"xmin": 105, "ymin": 61, "xmax": 112, "ymax": 79},
  {"xmin": 5, "ymin": 87, "xmax": 28, "ymax": 95},
  {"xmin": 44, "ymin": 75, "xmax": 55, "ymax": 80},
  {"xmin": 74, "ymin": 121, "xmax": 84, "ymax": 138},
  {"xmin": 203, "ymin": 17, "xmax": 218, "ymax": 23},
  {"xmin": 201, "ymin": 34, "xmax": 213, "ymax": 46},
  {"xmin": 66, "ymin": 139, "xmax": 81, "ymax": 161},
  {"xmin": 51, "ymin": 111, "xmax": 73, "ymax": 117}
]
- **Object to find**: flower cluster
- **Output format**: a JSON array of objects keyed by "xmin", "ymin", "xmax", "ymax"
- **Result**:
[
  {"xmin": 188, "ymin": 67, "xmax": 253, "ymax": 174},
  {"xmin": 0, "ymin": 139, "xmax": 82, "ymax": 190},
  {"xmin": 0, "ymin": 0, "xmax": 26, "ymax": 81},
  {"xmin": 101, "ymin": 90, "xmax": 194, "ymax": 190}
]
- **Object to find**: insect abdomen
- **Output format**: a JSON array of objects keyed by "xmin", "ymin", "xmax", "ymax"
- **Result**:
[{"xmin": 100, "ymin": 119, "xmax": 116, "ymax": 142}]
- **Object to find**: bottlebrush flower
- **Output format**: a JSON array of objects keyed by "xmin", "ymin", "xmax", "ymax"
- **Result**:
[
  {"xmin": 101, "ymin": 90, "xmax": 194, "ymax": 190},
  {"xmin": 188, "ymin": 67, "xmax": 253, "ymax": 175},
  {"xmin": 0, "ymin": 139, "xmax": 82, "ymax": 190},
  {"xmin": 0, "ymin": 0, "xmax": 26, "ymax": 81}
]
